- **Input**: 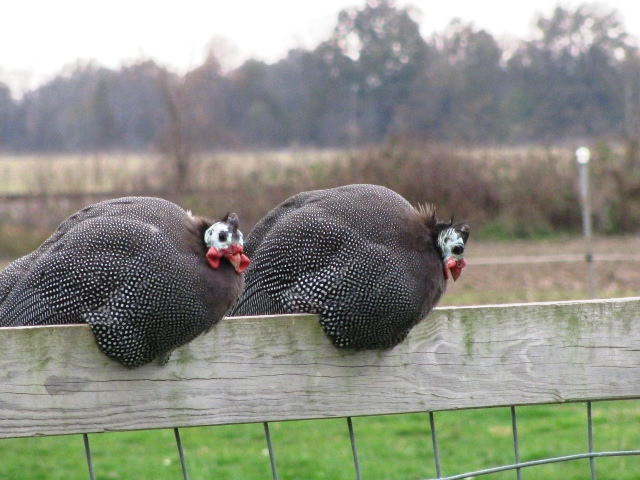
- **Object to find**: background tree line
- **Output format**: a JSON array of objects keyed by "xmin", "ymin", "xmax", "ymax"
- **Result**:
[{"xmin": 1, "ymin": 1, "xmax": 639, "ymax": 152}]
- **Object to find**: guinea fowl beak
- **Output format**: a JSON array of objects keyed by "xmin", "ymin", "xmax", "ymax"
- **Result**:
[{"xmin": 444, "ymin": 257, "xmax": 467, "ymax": 281}]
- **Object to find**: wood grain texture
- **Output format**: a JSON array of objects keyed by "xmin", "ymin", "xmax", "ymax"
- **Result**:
[{"xmin": 2, "ymin": 298, "xmax": 640, "ymax": 438}]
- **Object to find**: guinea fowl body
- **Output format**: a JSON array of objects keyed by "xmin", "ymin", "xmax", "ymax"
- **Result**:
[
  {"xmin": 0, "ymin": 197, "xmax": 245, "ymax": 367},
  {"xmin": 231, "ymin": 184, "xmax": 468, "ymax": 349}
]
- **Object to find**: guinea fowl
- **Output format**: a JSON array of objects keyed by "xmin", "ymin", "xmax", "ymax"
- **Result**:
[
  {"xmin": 231, "ymin": 184, "xmax": 469, "ymax": 349},
  {"xmin": 0, "ymin": 197, "xmax": 249, "ymax": 367}
]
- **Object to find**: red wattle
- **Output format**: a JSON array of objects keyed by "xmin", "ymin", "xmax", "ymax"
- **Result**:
[
  {"xmin": 207, "ymin": 244, "xmax": 250, "ymax": 274},
  {"xmin": 225, "ymin": 244, "xmax": 250, "ymax": 274},
  {"xmin": 206, "ymin": 247, "xmax": 223, "ymax": 269},
  {"xmin": 443, "ymin": 257, "xmax": 467, "ymax": 281}
]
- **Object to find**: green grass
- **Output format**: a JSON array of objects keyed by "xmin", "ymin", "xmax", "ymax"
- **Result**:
[{"xmin": 3, "ymin": 401, "xmax": 640, "ymax": 479}]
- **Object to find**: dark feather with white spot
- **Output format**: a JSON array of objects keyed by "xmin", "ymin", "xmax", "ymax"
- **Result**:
[{"xmin": 0, "ymin": 197, "xmax": 246, "ymax": 367}]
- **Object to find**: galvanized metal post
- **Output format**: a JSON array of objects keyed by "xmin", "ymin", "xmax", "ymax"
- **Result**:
[
  {"xmin": 83, "ymin": 434, "xmax": 95, "ymax": 480},
  {"xmin": 576, "ymin": 147, "xmax": 595, "ymax": 298}
]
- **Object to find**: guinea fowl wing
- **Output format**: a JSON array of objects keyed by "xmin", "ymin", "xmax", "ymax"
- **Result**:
[
  {"xmin": 231, "ymin": 184, "xmax": 467, "ymax": 350},
  {"xmin": 1, "ymin": 198, "xmax": 185, "ymax": 327},
  {"xmin": 231, "ymin": 190, "xmax": 358, "ymax": 313}
]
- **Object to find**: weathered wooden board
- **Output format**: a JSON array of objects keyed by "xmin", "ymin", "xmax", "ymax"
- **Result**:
[{"xmin": 2, "ymin": 298, "xmax": 640, "ymax": 438}]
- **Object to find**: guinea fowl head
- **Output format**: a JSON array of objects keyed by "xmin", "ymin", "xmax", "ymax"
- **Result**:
[
  {"xmin": 436, "ymin": 221, "xmax": 469, "ymax": 281},
  {"xmin": 413, "ymin": 203, "xmax": 469, "ymax": 281},
  {"xmin": 204, "ymin": 213, "xmax": 250, "ymax": 274}
]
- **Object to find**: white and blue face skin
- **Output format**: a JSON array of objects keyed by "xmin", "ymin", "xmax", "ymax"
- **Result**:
[
  {"xmin": 204, "ymin": 221, "xmax": 243, "ymax": 250},
  {"xmin": 438, "ymin": 227, "xmax": 465, "ymax": 261},
  {"xmin": 437, "ymin": 226, "xmax": 468, "ymax": 281},
  {"xmin": 204, "ymin": 212, "xmax": 244, "ymax": 250}
]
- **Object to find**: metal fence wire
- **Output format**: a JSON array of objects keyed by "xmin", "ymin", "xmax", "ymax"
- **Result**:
[
  {"xmin": 425, "ymin": 402, "xmax": 640, "ymax": 480},
  {"xmin": 75, "ymin": 401, "xmax": 640, "ymax": 480}
]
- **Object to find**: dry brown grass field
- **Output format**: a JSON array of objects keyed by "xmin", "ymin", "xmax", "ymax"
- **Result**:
[
  {"xmin": 0, "ymin": 149, "xmax": 343, "ymax": 195},
  {"xmin": 1, "ymin": 149, "xmax": 639, "ymax": 306}
]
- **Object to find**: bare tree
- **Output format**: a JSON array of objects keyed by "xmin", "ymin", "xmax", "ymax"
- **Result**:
[{"xmin": 156, "ymin": 70, "xmax": 194, "ymax": 195}]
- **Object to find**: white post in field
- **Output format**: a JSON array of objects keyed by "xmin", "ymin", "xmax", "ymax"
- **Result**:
[{"xmin": 576, "ymin": 147, "xmax": 595, "ymax": 298}]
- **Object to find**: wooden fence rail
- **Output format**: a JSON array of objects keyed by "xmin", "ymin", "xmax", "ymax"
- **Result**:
[{"xmin": 2, "ymin": 297, "xmax": 640, "ymax": 440}]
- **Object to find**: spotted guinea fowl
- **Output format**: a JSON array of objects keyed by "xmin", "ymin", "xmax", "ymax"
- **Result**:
[
  {"xmin": 0, "ymin": 197, "xmax": 249, "ymax": 367},
  {"xmin": 230, "ymin": 184, "xmax": 468, "ymax": 349}
]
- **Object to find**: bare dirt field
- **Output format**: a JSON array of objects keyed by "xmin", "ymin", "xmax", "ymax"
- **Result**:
[{"xmin": 2, "ymin": 235, "xmax": 639, "ymax": 307}]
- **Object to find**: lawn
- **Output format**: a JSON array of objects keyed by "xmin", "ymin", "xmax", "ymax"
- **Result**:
[{"xmin": 2, "ymin": 401, "xmax": 640, "ymax": 479}]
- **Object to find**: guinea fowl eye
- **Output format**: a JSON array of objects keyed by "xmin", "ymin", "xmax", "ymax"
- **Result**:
[
  {"xmin": 218, "ymin": 232, "xmax": 228, "ymax": 243},
  {"xmin": 452, "ymin": 245, "xmax": 464, "ymax": 255}
]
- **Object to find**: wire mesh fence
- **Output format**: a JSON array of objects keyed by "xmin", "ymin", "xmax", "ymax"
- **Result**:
[
  {"xmin": 57, "ymin": 400, "xmax": 640, "ymax": 480},
  {"xmin": 424, "ymin": 402, "xmax": 640, "ymax": 480}
]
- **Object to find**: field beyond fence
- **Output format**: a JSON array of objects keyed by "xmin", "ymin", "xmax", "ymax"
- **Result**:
[
  {"xmin": 1, "ymin": 142, "xmax": 640, "ymax": 254},
  {"xmin": 2, "ymin": 144, "xmax": 640, "ymax": 479}
]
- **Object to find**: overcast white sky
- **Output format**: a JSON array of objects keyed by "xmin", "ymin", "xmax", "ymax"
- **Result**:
[{"xmin": 2, "ymin": 1, "xmax": 640, "ymax": 94}]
